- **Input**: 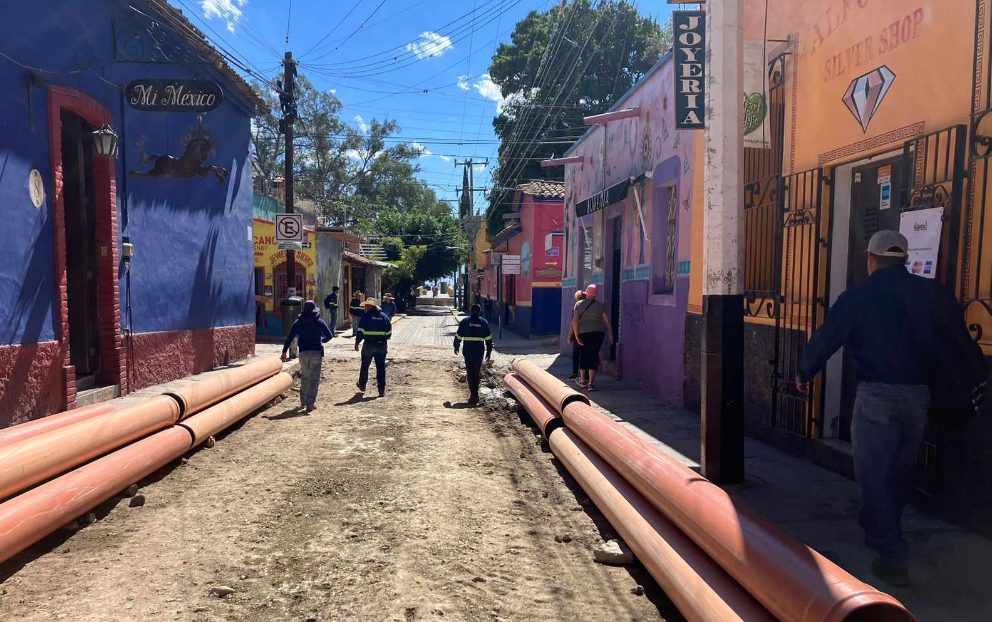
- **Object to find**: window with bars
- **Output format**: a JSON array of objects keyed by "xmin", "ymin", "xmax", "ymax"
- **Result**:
[{"xmin": 652, "ymin": 185, "xmax": 678, "ymax": 295}]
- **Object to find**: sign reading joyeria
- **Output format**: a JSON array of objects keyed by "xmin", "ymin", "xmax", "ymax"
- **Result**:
[{"xmin": 125, "ymin": 79, "xmax": 223, "ymax": 113}]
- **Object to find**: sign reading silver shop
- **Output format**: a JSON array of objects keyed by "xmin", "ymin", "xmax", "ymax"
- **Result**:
[
  {"xmin": 674, "ymin": 10, "xmax": 705, "ymax": 130},
  {"xmin": 125, "ymin": 79, "xmax": 223, "ymax": 113}
]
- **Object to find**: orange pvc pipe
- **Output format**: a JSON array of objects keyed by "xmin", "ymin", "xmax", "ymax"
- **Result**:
[
  {"xmin": 165, "ymin": 357, "xmax": 283, "ymax": 419},
  {"xmin": 181, "ymin": 373, "xmax": 292, "ymax": 447},
  {"xmin": 0, "ymin": 426, "xmax": 191, "ymax": 565},
  {"xmin": 549, "ymin": 428, "xmax": 776, "ymax": 622},
  {"xmin": 0, "ymin": 395, "xmax": 180, "ymax": 502},
  {"xmin": 504, "ymin": 373, "xmax": 561, "ymax": 437},
  {"xmin": 511, "ymin": 359, "xmax": 589, "ymax": 413},
  {"xmin": 0, "ymin": 403, "xmax": 116, "ymax": 449},
  {"xmin": 561, "ymin": 401, "xmax": 918, "ymax": 622}
]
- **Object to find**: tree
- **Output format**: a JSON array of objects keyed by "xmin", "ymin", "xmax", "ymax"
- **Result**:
[
  {"xmin": 485, "ymin": 1, "xmax": 670, "ymax": 235},
  {"xmin": 249, "ymin": 82, "xmax": 283, "ymax": 193},
  {"xmin": 382, "ymin": 244, "xmax": 427, "ymax": 306},
  {"xmin": 368, "ymin": 201, "xmax": 466, "ymax": 284}
]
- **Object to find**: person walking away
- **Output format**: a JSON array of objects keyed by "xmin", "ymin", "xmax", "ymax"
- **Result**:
[
  {"xmin": 567, "ymin": 290, "xmax": 586, "ymax": 379},
  {"xmin": 323, "ymin": 286, "xmax": 340, "ymax": 333},
  {"xmin": 355, "ymin": 298, "xmax": 392, "ymax": 397},
  {"xmin": 571, "ymin": 284, "xmax": 613, "ymax": 391},
  {"xmin": 382, "ymin": 294, "xmax": 397, "ymax": 319},
  {"xmin": 796, "ymin": 230, "xmax": 987, "ymax": 586},
  {"xmin": 454, "ymin": 304, "xmax": 494, "ymax": 405},
  {"xmin": 348, "ymin": 290, "xmax": 364, "ymax": 337},
  {"xmin": 484, "ymin": 296, "xmax": 493, "ymax": 322},
  {"xmin": 281, "ymin": 300, "xmax": 333, "ymax": 412}
]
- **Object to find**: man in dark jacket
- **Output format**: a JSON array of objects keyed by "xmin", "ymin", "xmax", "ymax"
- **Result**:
[
  {"xmin": 354, "ymin": 298, "xmax": 392, "ymax": 397},
  {"xmin": 797, "ymin": 230, "xmax": 987, "ymax": 586},
  {"xmin": 382, "ymin": 294, "xmax": 397, "ymax": 319},
  {"xmin": 281, "ymin": 300, "xmax": 333, "ymax": 411},
  {"xmin": 323, "ymin": 286, "xmax": 340, "ymax": 333},
  {"xmin": 454, "ymin": 304, "xmax": 494, "ymax": 405},
  {"xmin": 348, "ymin": 290, "xmax": 364, "ymax": 338}
]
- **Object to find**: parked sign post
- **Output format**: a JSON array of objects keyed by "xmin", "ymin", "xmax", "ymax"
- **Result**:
[{"xmin": 275, "ymin": 213, "xmax": 304, "ymax": 250}]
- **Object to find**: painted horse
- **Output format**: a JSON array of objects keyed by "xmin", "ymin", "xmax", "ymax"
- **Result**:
[{"xmin": 129, "ymin": 124, "xmax": 229, "ymax": 185}]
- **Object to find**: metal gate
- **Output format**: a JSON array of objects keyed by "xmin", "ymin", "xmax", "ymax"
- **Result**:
[{"xmin": 743, "ymin": 52, "xmax": 832, "ymax": 438}]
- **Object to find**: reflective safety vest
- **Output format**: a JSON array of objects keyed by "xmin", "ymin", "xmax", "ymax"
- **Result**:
[
  {"xmin": 455, "ymin": 315, "xmax": 493, "ymax": 361},
  {"xmin": 349, "ymin": 298, "xmax": 364, "ymax": 315},
  {"xmin": 356, "ymin": 310, "xmax": 392, "ymax": 345}
]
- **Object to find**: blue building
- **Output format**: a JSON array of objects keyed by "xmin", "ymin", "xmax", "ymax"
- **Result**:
[{"xmin": 0, "ymin": 0, "xmax": 267, "ymax": 427}]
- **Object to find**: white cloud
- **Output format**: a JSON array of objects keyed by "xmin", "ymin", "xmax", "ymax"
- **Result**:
[
  {"xmin": 406, "ymin": 31, "xmax": 454, "ymax": 60},
  {"xmin": 438, "ymin": 155, "xmax": 451, "ymax": 162},
  {"xmin": 200, "ymin": 0, "xmax": 246, "ymax": 31},
  {"xmin": 474, "ymin": 162, "xmax": 487, "ymax": 172},
  {"xmin": 411, "ymin": 141, "xmax": 432, "ymax": 156},
  {"xmin": 473, "ymin": 74, "xmax": 506, "ymax": 113},
  {"xmin": 330, "ymin": 89, "xmax": 337, "ymax": 94},
  {"xmin": 354, "ymin": 115, "xmax": 368, "ymax": 133},
  {"xmin": 456, "ymin": 75, "xmax": 470, "ymax": 91}
]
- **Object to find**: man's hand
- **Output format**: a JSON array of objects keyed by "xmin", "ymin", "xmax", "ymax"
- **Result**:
[
  {"xmin": 280, "ymin": 353, "xmax": 288, "ymax": 362},
  {"xmin": 796, "ymin": 374, "xmax": 809, "ymax": 396},
  {"xmin": 354, "ymin": 342, "xmax": 360, "ymax": 352},
  {"xmin": 454, "ymin": 347, "xmax": 460, "ymax": 356}
]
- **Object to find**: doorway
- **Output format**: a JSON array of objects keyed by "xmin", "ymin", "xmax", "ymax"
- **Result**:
[
  {"xmin": 609, "ymin": 215, "xmax": 622, "ymax": 361},
  {"xmin": 838, "ymin": 156, "xmax": 907, "ymax": 439},
  {"xmin": 61, "ymin": 110, "xmax": 102, "ymax": 388},
  {"xmin": 274, "ymin": 262, "xmax": 306, "ymax": 304}
]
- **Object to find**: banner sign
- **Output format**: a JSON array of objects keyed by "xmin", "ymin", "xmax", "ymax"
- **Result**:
[
  {"xmin": 126, "ymin": 79, "xmax": 223, "ymax": 113},
  {"xmin": 576, "ymin": 178, "xmax": 632, "ymax": 217},
  {"xmin": 674, "ymin": 11, "xmax": 706, "ymax": 129},
  {"xmin": 743, "ymin": 39, "xmax": 770, "ymax": 148},
  {"xmin": 502, "ymin": 254, "xmax": 521, "ymax": 275},
  {"xmin": 899, "ymin": 207, "xmax": 943, "ymax": 279}
]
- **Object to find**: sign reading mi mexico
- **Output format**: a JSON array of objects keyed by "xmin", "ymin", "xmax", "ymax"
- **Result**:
[
  {"xmin": 674, "ymin": 11, "xmax": 706, "ymax": 130},
  {"xmin": 126, "ymin": 79, "xmax": 223, "ymax": 113}
]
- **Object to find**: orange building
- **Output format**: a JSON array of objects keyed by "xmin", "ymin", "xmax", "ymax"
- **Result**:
[{"xmin": 681, "ymin": 0, "xmax": 992, "ymax": 504}]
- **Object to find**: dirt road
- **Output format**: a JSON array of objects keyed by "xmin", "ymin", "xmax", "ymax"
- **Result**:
[{"xmin": 0, "ymin": 311, "xmax": 678, "ymax": 622}]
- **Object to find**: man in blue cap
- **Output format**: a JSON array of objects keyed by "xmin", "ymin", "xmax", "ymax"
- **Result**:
[
  {"xmin": 454, "ymin": 303, "xmax": 493, "ymax": 405},
  {"xmin": 281, "ymin": 300, "xmax": 333, "ymax": 411}
]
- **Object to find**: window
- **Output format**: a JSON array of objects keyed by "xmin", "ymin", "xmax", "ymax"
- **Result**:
[
  {"xmin": 652, "ymin": 185, "xmax": 678, "ymax": 295},
  {"xmin": 581, "ymin": 224, "xmax": 594, "ymax": 288}
]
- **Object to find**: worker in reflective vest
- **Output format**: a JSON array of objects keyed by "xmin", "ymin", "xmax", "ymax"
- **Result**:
[
  {"xmin": 454, "ymin": 304, "xmax": 493, "ymax": 405},
  {"xmin": 354, "ymin": 298, "xmax": 392, "ymax": 397},
  {"xmin": 348, "ymin": 290, "xmax": 365, "ymax": 337},
  {"xmin": 323, "ymin": 285, "xmax": 340, "ymax": 333}
]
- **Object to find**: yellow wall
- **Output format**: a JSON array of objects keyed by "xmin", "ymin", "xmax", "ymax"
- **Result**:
[
  {"xmin": 253, "ymin": 218, "xmax": 317, "ymax": 312},
  {"xmin": 474, "ymin": 226, "xmax": 490, "ymax": 270}
]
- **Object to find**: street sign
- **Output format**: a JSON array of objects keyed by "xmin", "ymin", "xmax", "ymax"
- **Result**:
[
  {"xmin": 502, "ymin": 253, "xmax": 521, "ymax": 275},
  {"xmin": 674, "ymin": 11, "xmax": 706, "ymax": 129},
  {"xmin": 276, "ymin": 213, "xmax": 303, "ymax": 250}
]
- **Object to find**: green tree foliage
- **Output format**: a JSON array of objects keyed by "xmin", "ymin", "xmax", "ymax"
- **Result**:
[
  {"xmin": 382, "ymin": 244, "xmax": 427, "ymax": 303},
  {"xmin": 485, "ymin": 1, "xmax": 670, "ymax": 236},
  {"xmin": 369, "ymin": 203, "xmax": 466, "ymax": 284}
]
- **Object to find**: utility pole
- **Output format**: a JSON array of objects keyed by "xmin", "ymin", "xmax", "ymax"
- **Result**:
[
  {"xmin": 280, "ymin": 51, "xmax": 298, "ymax": 294},
  {"xmin": 701, "ymin": 0, "xmax": 745, "ymax": 483},
  {"xmin": 455, "ymin": 158, "xmax": 488, "ymax": 311}
]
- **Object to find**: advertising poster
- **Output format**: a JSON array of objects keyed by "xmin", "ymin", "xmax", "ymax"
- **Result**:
[
  {"xmin": 743, "ymin": 39, "xmax": 770, "ymax": 148},
  {"xmin": 899, "ymin": 207, "xmax": 943, "ymax": 279}
]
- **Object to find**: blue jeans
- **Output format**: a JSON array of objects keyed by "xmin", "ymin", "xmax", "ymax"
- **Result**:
[
  {"xmin": 328, "ymin": 308, "xmax": 338, "ymax": 332},
  {"xmin": 851, "ymin": 382, "xmax": 929, "ymax": 570},
  {"xmin": 359, "ymin": 342, "xmax": 388, "ymax": 391},
  {"xmin": 298, "ymin": 351, "xmax": 323, "ymax": 409}
]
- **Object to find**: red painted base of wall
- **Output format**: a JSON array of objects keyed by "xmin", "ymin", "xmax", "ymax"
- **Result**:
[
  {"xmin": 0, "ymin": 325, "xmax": 255, "ymax": 429},
  {"xmin": 130, "ymin": 325, "xmax": 255, "ymax": 391},
  {"xmin": 0, "ymin": 341, "xmax": 66, "ymax": 428}
]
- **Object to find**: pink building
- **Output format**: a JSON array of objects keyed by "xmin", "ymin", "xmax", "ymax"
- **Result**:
[{"xmin": 480, "ymin": 181, "xmax": 564, "ymax": 337}]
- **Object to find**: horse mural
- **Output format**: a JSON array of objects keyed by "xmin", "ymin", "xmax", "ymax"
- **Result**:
[{"xmin": 128, "ymin": 121, "xmax": 229, "ymax": 185}]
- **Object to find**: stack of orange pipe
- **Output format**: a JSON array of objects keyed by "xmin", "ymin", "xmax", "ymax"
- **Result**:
[
  {"xmin": 0, "ymin": 357, "xmax": 289, "ymax": 565},
  {"xmin": 509, "ymin": 363, "xmax": 918, "ymax": 622}
]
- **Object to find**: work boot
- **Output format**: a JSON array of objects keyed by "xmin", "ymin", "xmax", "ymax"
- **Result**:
[
  {"xmin": 378, "ymin": 388, "xmax": 386, "ymax": 398},
  {"xmin": 468, "ymin": 394, "xmax": 479, "ymax": 405},
  {"xmin": 357, "ymin": 382, "xmax": 366, "ymax": 393}
]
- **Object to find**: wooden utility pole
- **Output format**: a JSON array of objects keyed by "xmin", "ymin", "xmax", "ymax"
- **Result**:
[
  {"xmin": 700, "ymin": 0, "xmax": 745, "ymax": 483},
  {"xmin": 281, "ymin": 51, "xmax": 298, "ymax": 293}
]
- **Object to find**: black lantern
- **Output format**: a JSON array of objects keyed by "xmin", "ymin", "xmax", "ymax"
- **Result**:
[{"xmin": 92, "ymin": 124, "xmax": 119, "ymax": 158}]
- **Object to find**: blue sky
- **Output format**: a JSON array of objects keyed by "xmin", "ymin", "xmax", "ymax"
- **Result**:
[{"xmin": 175, "ymin": 0, "xmax": 674, "ymax": 210}]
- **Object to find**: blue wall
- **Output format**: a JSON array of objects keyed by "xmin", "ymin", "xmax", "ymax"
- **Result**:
[{"xmin": 0, "ymin": 0, "xmax": 256, "ymax": 347}]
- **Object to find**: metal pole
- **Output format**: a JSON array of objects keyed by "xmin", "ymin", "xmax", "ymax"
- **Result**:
[
  {"xmin": 283, "ymin": 51, "xmax": 297, "ymax": 292},
  {"xmin": 700, "ymin": 0, "xmax": 745, "ymax": 484}
]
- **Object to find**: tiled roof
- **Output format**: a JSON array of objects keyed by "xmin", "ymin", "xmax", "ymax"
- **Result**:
[
  {"xmin": 148, "ymin": 0, "xmax": 270, "ymax": 114},
  {"xmin": 517, "ymin": 179, "xmax": 565, "ymax": 199},
  {"xmin": 343, "ymin": 251, "xmax": 383, "ymax": 268}
]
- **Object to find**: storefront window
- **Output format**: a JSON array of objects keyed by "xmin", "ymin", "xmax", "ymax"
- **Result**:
[{"xmin": 652, "ymin": 185, "xmax": 677, "ymax": 295}]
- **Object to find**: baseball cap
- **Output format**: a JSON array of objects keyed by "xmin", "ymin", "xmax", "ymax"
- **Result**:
[{"xmin": 867, "ymin": 230, "xmax": 908, "ymax": 258}]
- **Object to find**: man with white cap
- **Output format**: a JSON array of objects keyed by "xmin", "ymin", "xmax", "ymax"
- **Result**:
[
  {"xmin": 797, "ymin": 229, "xmax": 986, "ymax": 586},
  {"xmin": 354, "ymin": 297, "xmax": 392, "ymax": 397}
]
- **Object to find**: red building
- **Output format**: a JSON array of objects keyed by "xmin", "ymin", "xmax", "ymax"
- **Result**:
[{"xmin": 481, "ymin": 181, "xmax": 564, "ymax": 337}]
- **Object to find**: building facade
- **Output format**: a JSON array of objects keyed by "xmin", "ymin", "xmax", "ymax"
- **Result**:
[
  {"xmin": 559, "ymin": 54, "xmax": 702, "ymax": 406},
  {"xmin": 482, "ymin": 181, "xmax": 565, "ymax": 338},
  {"xmin": 0, "ymin": 0, "xmax": 265, "ymax": 426}
]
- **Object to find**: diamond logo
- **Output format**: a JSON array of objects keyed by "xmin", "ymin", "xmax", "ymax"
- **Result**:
[{"xmin": 842, "ymin": 66, "xmax": 896, "ymax": 133}]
